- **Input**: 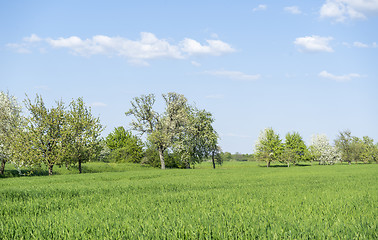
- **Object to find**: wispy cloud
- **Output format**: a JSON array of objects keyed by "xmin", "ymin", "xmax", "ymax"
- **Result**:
[
  {"xmin": 320, "ymin": 0, "xmax": 378, "ymax": 22},
  {"xmin": 318, "ymin": 70, "xmax": 363, "ymax": 82},
  {"xmin": 342, "ymin": 41, "xmax": 377, "ymax": 48},
  {"xmin": 353, "ymin": 41, "xmax": 369, "ymax": 48},
  {"xmin": 7, "ymin": 32, "xmax": 235, "ymax": 65},
  {"xmin": 284, "ymin": 6, "xmax": 302, "ymax": 14},
  {"xmin": 294, "ymin": 35, "xmax": 334, "ymax": 53},
  {"xmin": 191, "ymin": 61, "xmax": 201, "ymax": 67},
  {"xmin": 253, "ymin": 4, "xmax": 267, "ymax": 12},
  {"xmin": 23, "ymin": 34, "xmax": 42, "ymax": 43},
  {"xmin": 180, "ymin": 38, "xmax": 234, "ymax": 56},
  {"xmin": 205, "ymin": 70, "xmax": 261, "ymax": 81}
]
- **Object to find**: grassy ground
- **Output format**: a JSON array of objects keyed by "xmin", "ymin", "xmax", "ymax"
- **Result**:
[{"xmin": 1, "ymin": 162, "xmax": 377, "ymax": 239}]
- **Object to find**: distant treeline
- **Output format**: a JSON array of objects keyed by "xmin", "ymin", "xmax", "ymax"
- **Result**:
[{"xmin": 1, "ymin": 91, "xmax": 377, "ymax": 177}]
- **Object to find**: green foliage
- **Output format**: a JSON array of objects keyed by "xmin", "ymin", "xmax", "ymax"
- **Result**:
[
  {"xmin": 174, "ymin": 108, "xmax": 219, "ymax": 168},
  {"xmin": 107, "ymin": 146, "xmax": 143, "ymax": 163},
  {"xmin": 64, "ymin": 97, "xmax": 103, "ymax": 173},
  {"xmin": 336, "ymin": 130, "xmax": 377, "ymax": 164},
  {"xmin": 254, "ymin": 128, "xmax": 283, "ymax": 167},
  {"xmin": 126, "ymin": 92, "xmax": 219, "ymax": 169},
  {"xmin": 9, "ymin": 95, "xmax": 104, "ymax": 175},
  {"xmin": 14, "ymin": 95, "xmax": 67, "ymax": 175},
  {"xmin": 335, "ymin": 130, "xmax": 353, "ymax": 164},
  {"xmin": 106, "ymin": 126, "xmax": 137, "ymax": 150},
  {"xmin": 220, "ymin": 152, "xmax": 255, "ymax": 161},
  {"xmin": 142, "ymin": 141, "xmax": 186, "ymax": 168},
  {"xmin": 283, "ymin": 132, "xmax": 308, "ymax": 166},
  {"xmin": 0, "ymin": 162, "xmax": 376, "ymax": 239},
  {"xmin": 221, "ymin": 152, "xmax": 232, "ymax": 161},
  {"xmin": 0, "ymin": 91, "xmax": 22, "ymax": 175},
  {"xmin": 105, "ymin": 127, "xmax": 143, "ymax": 163}
]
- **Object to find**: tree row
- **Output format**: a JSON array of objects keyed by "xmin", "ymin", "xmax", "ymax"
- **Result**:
[
  {"xmin": 254, "ymin": 128, "xmax": 378, "ymax": 167},
  {"xmin": 0, "ymin": 91, "xmax": 221, "ymax": 176}
]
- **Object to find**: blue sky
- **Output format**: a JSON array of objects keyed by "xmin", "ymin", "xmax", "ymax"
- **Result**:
[{"xmin": 1, "ymin": 0, "xmax": 377, "ymax": 153}]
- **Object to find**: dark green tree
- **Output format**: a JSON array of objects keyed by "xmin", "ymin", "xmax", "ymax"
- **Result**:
[
  {"xmin": 254, "ymin": 128, "xmax": 283, "ymax": 167},
  {"xmin": 105, "ymin": 126, "xmax": 143, "ymax": 163},
  {"xmin": 283, "ymin": 132, "xmax": 308, "ymax": 167}
]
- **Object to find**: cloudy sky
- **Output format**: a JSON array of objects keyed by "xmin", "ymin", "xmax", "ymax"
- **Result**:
[{"xmin": 1, "ymin": 0, "xmax": 377, "ymax": 153}]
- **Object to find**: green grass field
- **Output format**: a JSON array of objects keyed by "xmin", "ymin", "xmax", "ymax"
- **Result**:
[{"xmin": 1, "ymin": 162, "xmax": 377, "ymax": 239}]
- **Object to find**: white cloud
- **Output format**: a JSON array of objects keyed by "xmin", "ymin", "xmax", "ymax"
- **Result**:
[
  {"xmin": 6, "ymin": 43, "xmax": 31, "ymax": 54},
  {"xmin": 91, "ymin": 102, "xmax": 107, "ymax": 107},
  {"xmin": 205, "ymin": 70, "xmax": 261, "ymax": 81},
  {"xmin": 318, "ymin": 70, "xmax": 363, "ymax": 82},
  {"xmin": 294, "ymin": 35, "xmax": 334, "ymax": 53},
  {"xmin": 180, "ymin": 38, "xmax": 235, "ymax": 56},
  {"xmin": 320, "ymin": 0, "xmax": 378, "ymax": 22},
  {"xmin": 47, "ymin": 33, "xmax": 184, "ymax": 59},
  {"xmin": 191, "ymin": 61, "xmax": 201, "ymax": 67},
  {"xmin": 284, "ymin": 6, "xmax": 302, "ymax": 14},
  {"xmin": 353, "ymin": 41, "xmax": 369, "ymax": 48},
  {"xmin": 344, "ymin": 41, "xmax": 378, "ymax": 48},
  {"xmin": 253, "ymin": 4, "xmax": 267, "ymax": 12},
  {"xmin": 8, "ymin": 32, "xmax": 235, "ymax": 65},
  {"xmin": 23, "ymin": 34, "xmax": 42, "ymax": 42}
]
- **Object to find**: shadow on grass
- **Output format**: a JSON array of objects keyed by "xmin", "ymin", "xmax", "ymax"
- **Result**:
[
  {"xmin": 0, "ymin": 168, "xmax": 50, "ymax": 178},
  {"xmin": 258, "ymin": 163, "xmax": 312, "ymax": 168}
]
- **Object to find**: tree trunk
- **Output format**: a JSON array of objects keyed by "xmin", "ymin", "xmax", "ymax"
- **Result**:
[
  {"xmin": 287, "ymin": 162, "xmax": 290, "ymax": 167},
  {"xmin": 158, "ymin": 147, "xmax": 165, "ymax": 170},
  {"xmin": 267, "ymin": 161, "xmax": 270, "ymax": 168},
  {"xmin": 48, "ymin": 164, "xmax": 54, "ymax": 176},
  {"xmin": 78, "ymin": 158, "xmax": 82, "ymax": 174},
  {"xmin": 185, "ymin": 160, "xmax": 190, "ymax": 169},
  {"xmin": 0, "ymin": 158, "xmax": 5, "ymax": 175},
  {"xmin": 212, "ymin": 151, "xmax": 216, "ymax": 169}
]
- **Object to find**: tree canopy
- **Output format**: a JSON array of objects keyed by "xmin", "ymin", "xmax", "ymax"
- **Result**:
[
  {"xmin": 0, "ymin": 91, "xmax": 22, "ymax": 175},
  {"xmin": 254, "ymin": 128, "xmax": 283, "ymax": 167},
  {"xmin": 105, "ymin": 126, "xmax": 143, "ymax": 163},
  {"xmin": 126, "ymin": 92, "xmax": 220, "ymax": 169}
]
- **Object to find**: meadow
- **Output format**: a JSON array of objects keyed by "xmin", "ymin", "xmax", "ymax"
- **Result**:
[{"xmin": 1, "ymin": 162, "xmax": 377, "ymax": 239}]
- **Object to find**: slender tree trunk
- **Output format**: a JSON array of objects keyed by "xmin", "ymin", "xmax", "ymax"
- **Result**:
[
  {"xmin": 48, "ymin": 164, "xmax": 54, "ymax": 176},
  {"xmin": 0, "ymin": 159, "xmax": 6, "ymax": 175},
  {"xmin": 78, "ymin": 158, "xmax": 82, "ymax": 174},
  {"xmin": 185, "ymin": 160, "xmax": 190, "ymax": 169},
  {"xmin": 267, "ymin": 161, "xmax": 270, "ymax": 168},
  {"xmin": 212, "ymin": 151, "xmax": 216, "ymax": 169},
  {"xmin": 158, "ymin": 147, "xmax": 165, "ymax": 170},
  {"xmin": 287, "ymin": 162, "xmax": 290, "ymax": 167}
]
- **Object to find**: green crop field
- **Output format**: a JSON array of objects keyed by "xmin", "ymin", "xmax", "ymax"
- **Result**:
[{"xmin": 1, "ymin": 162, "xmax": 377, "ymax": 239}]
